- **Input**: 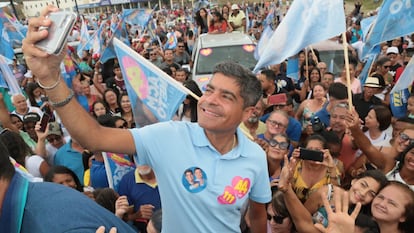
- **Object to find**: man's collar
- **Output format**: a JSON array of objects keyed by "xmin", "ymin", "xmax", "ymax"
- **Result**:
[{"xmin": 134, "ymin": 169, "xmax": 157, "ymax": 188}]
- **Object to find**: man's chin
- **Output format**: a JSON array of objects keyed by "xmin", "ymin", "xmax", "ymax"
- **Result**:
[{"xmin": 247, "ymin": 117, "xmax": 259, "ymax": 123}]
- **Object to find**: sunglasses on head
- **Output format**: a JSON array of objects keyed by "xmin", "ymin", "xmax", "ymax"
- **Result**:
[
  {"xmin": 399, "ymin": 132, "xmax": 414, "ymax": 144},
  {"xmin": 269, "ymin": 139, "xmax": 289, "ymax": 150},
  {"xmin": 267, "ymin": 214, "xmax": 286, "ymax": 224}
]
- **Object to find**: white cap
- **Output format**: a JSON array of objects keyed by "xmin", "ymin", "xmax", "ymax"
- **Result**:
[
  {"xmin": 386, "ymin": 46, "xmax": 399, "ymax": 54},
  {"xmin": 231, "ymin": 4, "xmax": 239, "ymax": 10}
]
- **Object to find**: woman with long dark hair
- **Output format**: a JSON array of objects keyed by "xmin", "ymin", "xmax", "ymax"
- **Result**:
[
  {"xmin": 208, "ymin": 12, "xmax": 228, "ymax": 34},
  {"xmin": 181, "ymin": 80, "xmax": 202, "ymax": 122},
  {"xmin": 194, "ymin": 8, "xmax": 210, "ymax": 35}
]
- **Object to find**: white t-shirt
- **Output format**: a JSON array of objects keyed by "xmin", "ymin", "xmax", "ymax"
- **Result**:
[{"xmin": 25, "ymin": 155, "xmax": 46, "ymax": 178}]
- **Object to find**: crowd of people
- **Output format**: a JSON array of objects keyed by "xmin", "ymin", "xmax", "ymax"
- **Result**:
[{"xmin": 1, "ymin": 1, "xmax": 414, "ymax": 233}]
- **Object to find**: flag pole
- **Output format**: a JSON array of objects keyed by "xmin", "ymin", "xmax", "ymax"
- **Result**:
[
  {"xmin": 341, "ymin": 32, "xmax": 353, "ymax": 110},
  {"xmin": 309, "ymin": 45, "xmax": 319, "ymax": 64}
]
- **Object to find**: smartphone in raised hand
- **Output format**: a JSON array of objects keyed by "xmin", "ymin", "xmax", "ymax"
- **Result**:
[{"xmin": 35, "ymin": 11, "xmax": 77, "ymax": 55}]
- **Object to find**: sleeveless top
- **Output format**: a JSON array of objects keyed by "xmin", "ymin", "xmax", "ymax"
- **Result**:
[
  {"xmin": 292, "ymin": 160, "xmax": 334, "ymax": 202},
  {"xmin": 386, "ymin": 162, "xmax": 414, "ymax": 191}
]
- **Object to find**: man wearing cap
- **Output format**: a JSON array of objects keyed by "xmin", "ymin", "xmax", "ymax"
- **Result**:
[
  {"xmin": 23, "ymin": 112, "xmax": 41, "ymax": 142},
  {"xmin": 353, "ymin": 75, "xmax": 384, "ymax": 123},
  {"xmin": 386, "ymin": 46, "xmax": 404, "ymax": 82},
  {"xmin": 11, "ymin": 93, "xmax": 43, "ymax": 121},
  {"xmin": 229, "ymin": 4, "xmax": 246, "ymax": 32},
  {"xmin": 35, "ymin": 122, "xmax": 68, "ymax": 165}
]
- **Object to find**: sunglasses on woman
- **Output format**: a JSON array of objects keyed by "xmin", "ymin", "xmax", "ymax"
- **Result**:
[
  {"xmin": 399, "ymin": 132, "xmax": 414, "ymax": 144},
  {"xmin": 267, "ymin": 213, "xmax": 287, "ymax": 224},
  {"xmin": 269, "ymin": 139, "xmax": 289, "ymax": 150}
]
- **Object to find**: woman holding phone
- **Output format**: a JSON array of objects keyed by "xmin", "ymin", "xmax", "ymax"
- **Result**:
[{"xmin": 291, "ymin": 134, "xmax": 340, "ymax": 202}]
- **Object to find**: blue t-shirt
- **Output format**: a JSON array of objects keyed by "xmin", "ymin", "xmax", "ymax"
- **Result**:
[
  {"xmin": 130, "ymin": 121, "xmax": 271, "ymax": 232},
  {"xmin": 54, "ymin": 141, "xmax": 84, "ymax": 185},
  {"xmin": 19, "ymin": 176, "xmax": 135, "ymax": 232},
  {"xmin": 118, "ymin": 169, "xmax": 161, "ymax": 214},
  {"xmin": 90, "ymin": 160, "xmax": 109, "ymax": 189}
]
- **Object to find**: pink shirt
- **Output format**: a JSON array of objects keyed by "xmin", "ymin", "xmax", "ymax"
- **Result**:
[{"xmin": 335, "ymin": 78, "xmax": 361, "ymax": 94}]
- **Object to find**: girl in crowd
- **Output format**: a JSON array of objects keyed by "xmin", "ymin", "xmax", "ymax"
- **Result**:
[
  {"xmin": 363, "ymin": 105, "xmax": 392, "ymax": 147},
  {"xmin": 291, "ymin": 134, "xmax": 339, "ymax": 202},
  {"xmin": 306, "ymin": 67, "xmax": 322, "ymax": 98},
  {"xmin": 194, "ymin": 8, "xmax": 210, "ymax": 35},
  {"xmin": 103, "ymin": 88, "xmax": 121, "ymax": 115},
  {"xmin": 82, "ymin": 79, "xmax": 101, "ymax": 113},
  {"xmin": 374, "ymin": 57, "xmax": 393, "ymax": 85},
  {"xmin": 294, "ymin": 61, "xmax": 316, "ymax": 102},
  {"xmin": 208, "ymin": 12, "xmax": 228, "ymax": 34},
  {"xmin": 44, "ymin": 165, "xmax": 83, "ymax": 192},
  {"xmin": 119, "ymin": 93, "xmax": 134, "ymax": 128},
  {"xmin": 25, "ymin": 82, "xmax": 45, "ymax": 108},
  {"xmin": 0, "ymin": 129, "xmax": 49, "ymax": 178},
  {"xmin": 267, "ymin": 133, "xmax": 290, "ymax": 189},
  {"xmin": 335, "ymin": 61, "xmax": 361, "ymax": 94},
  {"xmin": 180, "ymin": 80, "xmax": 202, "ymax": 122},
  {"xmin": 91, "ymin": 100, "xmax": 110, "ymax": 118},
  {"xmin": 370, "ymin": 181, "xmax": 414, "ymax": 233},
  {"xmin": 267, "ymin": 190, "xmax": 293, "ymax": 233},
  {"xmin": 278, "ymin": 156, "xmax": 388, "ymax": 233},
  {"xmin": 295, "ymin": 82, "xmax": 327, "ymax": 131},
  {"xmin": 347, "ymin": 109, "xmax": 414, "ymax": 190},
  {"xmin": 10, "ymin": 113, "xmax": 23, "ymax": 130}
]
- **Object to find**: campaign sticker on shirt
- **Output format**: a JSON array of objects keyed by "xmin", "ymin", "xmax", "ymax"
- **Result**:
[{"xmin": 182, "ymin": 167, "xmax": 207, "ymax": 193}]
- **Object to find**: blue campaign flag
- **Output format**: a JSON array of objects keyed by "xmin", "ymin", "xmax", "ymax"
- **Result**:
[
  {"xmin": 100, "ymin": 18, "xmax": 130, "ymax": 63},
  {"xmin": 390, "ymin": 89, "xmax": 410, "ymax": 118},
  {"xmin": 147, "ymin": 19, "xmax": 158, "ymax": 40},
  {"xmin": 254, "ymin": 5, "xmax": 276, "ymax": 60},
  {"xmin": 363, "ymin": 0, "xmax": 414, "ymax": 58},
  {"xmin": 358, "ymin": 53, "xmax": 378, "ymax": 88},
  {"xmin": 0, "ymin": 55, "xmax": 21, "ymax": 94},
  {"xmin": 102, "ymin": 152, "xmax": 135, "ymax": 192},
  {"xmin": 254, "ymin": 0, "xmax": 345, "ymax": 72},
  {"xmin": 0, "ymin": 72, "xmax": 7, "ymax": 89},
  {"xmin": 391, "ymin": 55, "xmax": 414, "ymax": 94},
  {"xmin": 122, "ymin": 8, "xmax": 153, "ymax": 27},
  {"xmin": 113, "ymin": 38, "xmax": 187, "ymax": 128},
  {"xmin": 92, "ymin": 21, "xmax": 106, "ymax": 57},
  {"xmin": 0, "ymin": 22, "xmax": 15, "ymax": 60},
  {"xmin": 360, "ymin": 15, "xmax": 376, "ymax": 41},
  {"xmin": 77, "ymin": 18, "xmax": 92, "ymax": 58},
  {"xmin": 254, "ymin": 25, "xmax": 273, "ymax": 61},
  {"xmin": 0, "ymin": 10, "xmax": 26, "ymax": 48},
  {"xmin": 165, "ymin": 32, "xmax": 177, "ymax": 50},
  {"xmin": 286, "ymin": 56, "xmax": 299, "ymax": 81}
]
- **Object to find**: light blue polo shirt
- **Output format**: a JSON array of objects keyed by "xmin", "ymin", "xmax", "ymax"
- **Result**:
[{"xmin": 130, "ymin": 121, "xmax": 271, "ymax": 233}]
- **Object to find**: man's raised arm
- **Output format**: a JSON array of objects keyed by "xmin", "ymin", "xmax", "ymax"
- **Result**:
[{"xmin": 22, "ymin": 5, "xmax": 135, "ymax": 155}]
